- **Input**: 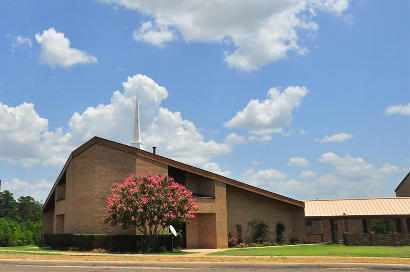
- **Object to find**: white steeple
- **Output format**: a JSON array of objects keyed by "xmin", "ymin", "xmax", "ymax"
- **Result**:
[{"xmin": 131, "ymin": 92, "xmax": 143, "ymax": 149}]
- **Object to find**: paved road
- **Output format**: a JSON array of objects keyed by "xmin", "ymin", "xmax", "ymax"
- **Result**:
[{"xmin": 1, "ymin": 260, "xmax": 410, "ymax": 272}]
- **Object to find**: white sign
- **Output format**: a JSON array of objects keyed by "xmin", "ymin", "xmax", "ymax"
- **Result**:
[{"xmin": 169, "ymin": 225, "xmax": 177, "ymax": 237}]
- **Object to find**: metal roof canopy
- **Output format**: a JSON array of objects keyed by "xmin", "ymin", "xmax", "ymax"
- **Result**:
[{"xmin": 305, "ymin": 197, "xmax": 410, "ymax": 217}]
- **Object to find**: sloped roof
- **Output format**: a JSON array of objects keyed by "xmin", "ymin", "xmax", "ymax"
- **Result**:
[
  {"xmin": 43, "ymin": 136, "xmax": 304, "ymax": 210},
  {"xmin": 395, "ymin": 171, "xmax": 410, "ymax": 192},
  {"xmin": 305, "ymin": 197, "xmax": 410, "ymax": 217}
]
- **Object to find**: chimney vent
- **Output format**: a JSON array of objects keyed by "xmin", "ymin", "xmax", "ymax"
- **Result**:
[{"xmin": 152, "ymin": 146, "xmax": 156, "ymax": 155}]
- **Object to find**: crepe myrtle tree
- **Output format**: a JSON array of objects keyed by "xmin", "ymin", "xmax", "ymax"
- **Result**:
[{"xmin": 104, "ymin": 173, "xmax": 198, "ymax": 251}]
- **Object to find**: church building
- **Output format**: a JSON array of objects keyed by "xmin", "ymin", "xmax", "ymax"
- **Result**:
[{"xmin": 42, "ymin": 95, "xmax": 306, "ymax": 248}]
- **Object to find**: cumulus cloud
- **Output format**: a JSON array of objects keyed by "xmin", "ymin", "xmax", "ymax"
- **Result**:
[
  {"xmin": 0, "ymin": 102, "xmax": 73, "ymax": 167},
  {"xmin": 288, "ymin": 156, "xmax": 309, "ymax": 167},
  {"xmin": 243, "ymin": 168, "xmax": 287, "ymax": 188},
  {"xmin": 225, "ymin": 86, "xmax": 308, "ymax": 142},
  {"xmin": 242, "ymin": 168, "xmax": 309, "ymax": 198},
  {"xmin": 385, "ymin": 103, "xmax": 410, "ymax": 116},
  {"xmin": 0, "ymin": 74, "xmax": 233, "ymax": 168},
  {"xmin": 100, "ymin": 0, "xmax": 349, "ymax": 70},
  {"xmin": 11, "ymin": 36, "xmax": 32, "ymax": 51},
  {"xmin": 3, "ymin": 178, "xmax": 53, "ymax": 201},
  {"xmin": 318, "ymin": 152, "xmax": 399, "ymax": 178},
  {"xmin": 203, "ymin": 162, "xmax": 231, "ymax": 177},
  {"xmin": 239, "ymin": 151, "xmax": 402, "ymax": 200},
  {"xmin": 35, "ymin": 27, "xmax": 98, "ymax": 68},
  {"xmin": 225, "ymin": 133, "xmax": 246, "ymax": 145},
  {"xmin": 299, "ymin": 170, "xmax": 317, "ymax": 178},
  {"xmin": 316, "ymin": 132, "xmax": 353, "ymax": 143},
  {"xmin": 133, "ymin": 21, "xmax": 176, "ymax": 47},
  {"xmin": 69, "ymin": 74, "xmax": 233, "ymax": 165}
]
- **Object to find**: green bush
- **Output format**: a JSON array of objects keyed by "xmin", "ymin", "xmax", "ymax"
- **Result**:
[
  {"xmin": 289, "ymin": 237, "xmax": 303, "ymax": 245},
  {"xmin": 276, "ymin": 222, "xmax": 287, "ymax": 244},
  {"xmin": 248, "ymin": 220, "xmax": 270, "ymax": 243},
  {"xmin": 0, "ymin": 218, "xmax": 41, "ymax": 246},
  {"xmin": 371, "ymin": 219, "xmax": 394, "ymax": 234}
]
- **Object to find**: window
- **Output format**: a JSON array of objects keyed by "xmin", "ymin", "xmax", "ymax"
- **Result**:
[
  {"xmin": 362, "ymin": 218, "xmax": 368, "ymax": 233},
  {"xmin": 395, "ymin": 218, "xmax": 402, "ymax": 233},
  {"xmin": 306, "ymin": 220, "xmax": 312, "ymax": 234},
  {"xmin": 407, "ymin": 218, "xmax": 410, "ymax": 233},
  {"xmin": 236, "ymin": 224, "xmax": 242, "ymax": 243},
  {"xmin": 55, "ymin": 214, "xmax": 65, "ymax": 233}
]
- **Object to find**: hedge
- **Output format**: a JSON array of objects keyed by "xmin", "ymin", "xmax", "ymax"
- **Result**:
[{"xmin": 42, "ymin": 233, "xmax": 182, "ymax": 252}]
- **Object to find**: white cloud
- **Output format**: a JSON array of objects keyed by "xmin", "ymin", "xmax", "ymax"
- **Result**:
[
  {"xmin": 225, "ymin": 133, "xmax": 246, "ymax": 145},
  {"xmin": 248, "ymin": 128, "xmax": 284, "ymax": 143},
  {"xmin": 243, "ymin": 168, "xmax": 287, "ymax": 188},
  {"xmin": 35, "ymin": 27, "xmax": 98, "ymax": 68},
  {"xmin": 385, "ymin": 103, "xmax": 410, "ymax": 116},
  {"xmin": 69, "ymin": 74, "xmax": 232, "ymax": 165},
  {"xmin": 100, "ymin": 0, "xmax": 349, "ymax": 71},
  {"xmin": 0, "ymin": 74, "xmax": 233, "ymax": 168},
  {"xmin": 0, "ymin": 102, "xmax": 73, "ymax": 167},
  {"xmin": 11, "ymin": 36, "xmax": 32, "ymax": 51},
  {"xmin": 3, "ymin": 178, "xmax": 53, "ymax": 202},
  {"xmin": 242, "ymin": 168, "xmax": 309, "ymax": 197},
  {"xmin": 299, "ymin": 128, "xmax": 307, "ymax": 135},
  {"xmin": 299, "ymin": 170, "xmax": 317, "ymax": 178},
  {"xmin": 316, "ymin": 132, "xmax": 353, "ymax": 143},
  {"xmin": 288, "ymin": 156, "xmax": 309, "ymax": 167},
  {"xmin": 203, "ymin": 162, "xmax": 231, "ymax": 177},
  {"xmin": 318, "ymin": 152, "xmax": 399, "ymax": 178},
  {"xmin": 225, "ymin": 86, "xmax": 308, "ymax": 131},
  {"xmin": 132, "ymin": 21, "xmax": 176, "ymax": 47},
  {"xmin": 240, "ymin": 152, "xmax": 402, "ymax": 200}
]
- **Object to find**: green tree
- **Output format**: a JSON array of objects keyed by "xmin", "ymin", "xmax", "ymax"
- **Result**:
[
  {"xmin": 0, "ymin": 190, "xmax": 17, "ymax": 220},
  {"xmin": 17, "ymin": 196, "xmax": 42, "ymax": 222}
]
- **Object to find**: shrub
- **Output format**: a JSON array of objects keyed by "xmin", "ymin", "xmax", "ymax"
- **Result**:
[
  {"xmin": 371, "ymin": 219, "xmax": 394, "ymax": 234},
  {"xmin": 0, "ymin": 218, "xmax": 41, "ymax": 246},
  {"xmin": 248, "ymin": 220, "xmax": 270, "ymax": 243},
  {"xmin": 289, "ymin": 237, "xmax": 303, "ymax": 245},
  {"xmin": 276, "ymin": 222, "xmax": 287, "ymax": 244}
]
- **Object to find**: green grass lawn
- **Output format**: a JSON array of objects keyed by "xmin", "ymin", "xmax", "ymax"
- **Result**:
[
  {"xmin": 0, "ymin": 245, "xmax": 43, "ymax": 251},
  {"xmin": 0, "ymin": 245, "xmax": 60, "ymax": 255},
  {"xmin": 209, "ymin": 244, "xmax": 410, "ymax": 258}
]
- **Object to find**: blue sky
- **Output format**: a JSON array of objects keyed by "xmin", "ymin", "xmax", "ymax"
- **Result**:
[{"xmin": 0, "ymin": 0, "xmax": 408, "ymax": 202}]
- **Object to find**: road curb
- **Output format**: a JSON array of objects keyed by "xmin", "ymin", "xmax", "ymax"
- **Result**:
[{"xmin": 1, "ymin": 259, "xmax": 410, "ymax": 270}]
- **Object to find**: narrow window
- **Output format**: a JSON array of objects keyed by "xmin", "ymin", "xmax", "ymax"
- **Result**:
[
  {"xmin": 362, "ymin": 218, "xmax": 368, "ymax": 233},
  {"xmin": 236, "ymin": 224, "xmax": 242, "ymax": 243},
  {"xmin": 407, "ymin": 218, "xmax": 410, "ymax": 233},
  {"xmin": 306, "ymin": 220, "xmax": 313, "ymax": 234},
  {"xmin": 395, "ymin": 218, "xmax": 402, "ymax": 233}
]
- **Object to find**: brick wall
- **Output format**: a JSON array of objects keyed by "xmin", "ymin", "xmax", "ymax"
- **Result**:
[
  {"xmin": 396, "ymin": 174, "xmax": 410, "ymax": 197},
  {"xmin": 226, "ymin": 185, "xmax": 306, "ymax": 243},
  {"xmin": 343, "ymin": 232, "xmax": 410, "ymax": 246}
]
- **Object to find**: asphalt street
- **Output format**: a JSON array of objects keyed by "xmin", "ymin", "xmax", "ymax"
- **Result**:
[{"xmin": 1, "ymin": 261, "xmax": 410, "ymax": 272}]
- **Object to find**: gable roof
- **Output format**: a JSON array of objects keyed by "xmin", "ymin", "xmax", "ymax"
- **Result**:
[
  {"xmin": 43, "ymin": 136, "xmax": 304, "ymax": 210},
  {"xmin": 305, "ymin": 197, "xmax": 410, "ymax": 217},
  {"xmin": 395, "ymin": 171, "xmax": 410, "ymax": 192}
]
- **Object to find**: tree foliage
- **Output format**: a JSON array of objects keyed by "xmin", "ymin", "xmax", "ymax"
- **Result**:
[
  {"xmin": 0, "ymin": 191, "xmax": 42, "ymax": 222},
  {"xmin": 0, "ymin": 190, "xmax": 43, "ymax": 246},
  {"xmin": 104, "ymin": 174, "xmax": 198, "ymax": 251},
  {"xmin": 0, "ymin": 190, "xmax": 17, "ymax": 220}
]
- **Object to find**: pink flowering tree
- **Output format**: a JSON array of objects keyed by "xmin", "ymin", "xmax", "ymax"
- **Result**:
[{"xmin": 104, "ymin": 173, "xmax": 198, "ymax": 250}]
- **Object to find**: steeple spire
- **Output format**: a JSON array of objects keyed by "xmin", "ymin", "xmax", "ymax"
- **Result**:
[{"xmin": 131, "ymin": 92, "xmax": 143, "ymax": 149}]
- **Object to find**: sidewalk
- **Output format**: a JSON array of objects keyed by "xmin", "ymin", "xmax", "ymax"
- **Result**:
[{"xmin": 1, "ymin": 251, "xmax": 410, "ymax": 265}]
